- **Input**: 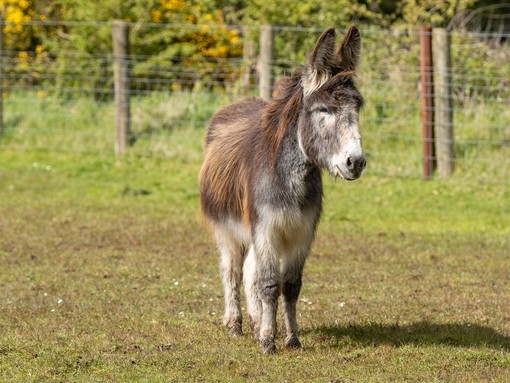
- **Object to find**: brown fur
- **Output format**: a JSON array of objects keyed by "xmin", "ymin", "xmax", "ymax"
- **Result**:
[
  {"xmin": 260, "ymin": 70, "xmax": 304, "ymax": 167},
  {"xmin": 200, "ymin": 97, "xmax": 266, "ymax": 227}
]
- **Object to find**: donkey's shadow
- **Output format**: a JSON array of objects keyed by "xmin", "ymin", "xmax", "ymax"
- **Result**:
[{"xmin": 305, "ymin": 322, "xmax": 510, "ymax": 351}]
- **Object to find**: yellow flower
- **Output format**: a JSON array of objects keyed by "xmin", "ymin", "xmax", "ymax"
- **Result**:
[
  {"xmin": 37, "ymin": 90, "xmax": 46, "ymax": 99},
  {"xmin": 217, "ymin": 46, "xmax": 228, "ymax": 57},
  {"xmin": 7, "ymin": 7, "xmax": 24, "ymax": 24},
  {"xmin": 18, "ymin": 0, "xmax": 30, "ymax": 10},
  {"xmin": 35, "ymin": 44, "xmax": 44, "ymax": 54},
  {"xmin": 151, "ymin": 9, "xmax": 162, "ymax": 23},
  {"xmin": 18, "ymin": 51, "xmax": 29, "ymax": 61},
  {"xmin": 230, "ymin": 35, "xmax": 240, "ymax": 45},
  {"xmin": 161, "ymin": 0, "xmax": 185, "ymax": 11}
]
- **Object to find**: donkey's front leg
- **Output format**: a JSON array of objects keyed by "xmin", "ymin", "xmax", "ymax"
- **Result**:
[
  {"xmin": 257, "ymin": 249, "xmax": 281, "ymax": 354},
  {"xmin": 281, "ymin": 255, "xmax": 306, "ymax": 349}
]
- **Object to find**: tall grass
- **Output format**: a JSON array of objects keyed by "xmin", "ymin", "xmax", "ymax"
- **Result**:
[{"xmin": 1, "ymin": 84, "xmax": 509, "ymax": 182}]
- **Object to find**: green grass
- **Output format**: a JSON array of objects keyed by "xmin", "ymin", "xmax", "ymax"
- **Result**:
[
  {"xmin": 1, "ymin": 142, "xmax": 509, "ymax": 381},
  {"xmin": 2, "ymin": 83, "xmax": 510, "ymax": 182},
  {"xmin": 0, "ymin": 87, "xmax": 509, "ymax": 381},
  {"xmin": 1, "ymin": 90, "xmax": 233, "ymax": 156}
]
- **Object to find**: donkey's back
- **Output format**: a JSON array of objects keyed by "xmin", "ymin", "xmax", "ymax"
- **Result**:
[{"xmin": 205, "ymin": 97, "xmax": 266, "ymax": 146}]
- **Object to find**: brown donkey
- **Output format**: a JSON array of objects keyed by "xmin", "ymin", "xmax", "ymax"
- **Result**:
[{"xmin": 200, "ymin": 27, "xmax": 366, "ymax": 354}]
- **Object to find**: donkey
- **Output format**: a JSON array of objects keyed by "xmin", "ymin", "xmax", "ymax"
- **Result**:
[{"xmin": 199, "ymin": 26, "xmax": 366, "ymax": 354}]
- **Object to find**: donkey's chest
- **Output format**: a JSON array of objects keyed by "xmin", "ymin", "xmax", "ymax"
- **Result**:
[
  {"xmin": 254, "ymin": 170, "xmax": 322, "ymax": 247},
  {"xmin": 253, "ymin": 155, "xmax": 321, "ymax": 208},
  {"xmin": 255, "ymin": 202, "xmax": 319, "ymax": 256}
]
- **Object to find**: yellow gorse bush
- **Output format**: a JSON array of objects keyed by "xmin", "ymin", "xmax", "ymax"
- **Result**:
[
  {"xmin": 149, "ymin": 0, "xmax": 241, "ymax": 60},
  {"xmin": 1, "ymin": 0, "xmax": 32, "ymax": 32},
  {"xmin": 1, "ymin": 0, "xmax": 38, "ymax": 51}
]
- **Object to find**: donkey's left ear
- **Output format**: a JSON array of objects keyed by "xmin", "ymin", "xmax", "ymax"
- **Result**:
[
  {"xmin": 309, "ymin": 28, "xmax": 336, "ymax": 72},
  {"xmin": 337, "ymin": 25, "xmax": 361, "ymax": 72}
]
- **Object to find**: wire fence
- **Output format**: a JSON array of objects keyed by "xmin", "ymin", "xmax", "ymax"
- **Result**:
[{"xmin": 0, "ymin": 21, "xmax": 509, "ymax": 183}]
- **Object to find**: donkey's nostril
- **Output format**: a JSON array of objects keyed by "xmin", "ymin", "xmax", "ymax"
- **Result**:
[{"xmin": 347, "ymin": 156, "xmax": 366, "ymax": 171}]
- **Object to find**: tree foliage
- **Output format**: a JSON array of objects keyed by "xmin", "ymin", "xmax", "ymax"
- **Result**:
[
  {"xmin": 1, "ymin": 0, "xmax": 508, "ymax": 96},
  {"xmin": 4, "ymin": 0, "xmax": 505, "ymax": 54},
  {"xmin": 398, "ymin": 0, "xmax": 478, "ymax": 27}
]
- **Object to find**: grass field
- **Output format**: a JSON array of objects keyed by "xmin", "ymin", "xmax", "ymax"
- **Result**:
[{"xmin": 1, "ymin": 131, "xmax": 509, "ymax": 382}]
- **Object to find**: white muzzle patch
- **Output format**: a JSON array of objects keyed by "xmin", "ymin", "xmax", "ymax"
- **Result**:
[{"xmin": 330, "ymin": 139, "xmax": 364, "ymax": 180}]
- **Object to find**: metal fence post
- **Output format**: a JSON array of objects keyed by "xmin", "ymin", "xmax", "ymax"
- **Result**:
[
  {"xmin": 420, "ymin": 26, "xmax": 435, "ymax": 180},
  {"xmin": 258, "ymin": 25, "xmax": 274, "ymax": 101},
  {"xmin": 112, "ymin": 20, "xmax": 130, "ymax": 155},
  {"xmin": 433, "ymin": 28, "xmax": 454, "ymax": 177}
]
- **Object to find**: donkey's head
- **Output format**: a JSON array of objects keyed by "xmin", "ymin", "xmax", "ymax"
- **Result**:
[{"xmin": 298, "ymin": 27, "xmax": 366, "ymax": 180}]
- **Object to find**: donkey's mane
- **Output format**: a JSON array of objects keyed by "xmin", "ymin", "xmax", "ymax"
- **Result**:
[{"xmin": 259, "ymin": 67, "xmax": 305, "ymax": 165}]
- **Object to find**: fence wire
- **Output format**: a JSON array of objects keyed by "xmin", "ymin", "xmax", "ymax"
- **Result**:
[{"xmin": 0, "ymin": 21, "xmax": 509, "ymax": 183}]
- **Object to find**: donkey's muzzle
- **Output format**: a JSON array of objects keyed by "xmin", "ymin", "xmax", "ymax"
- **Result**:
[{"xmin": 346, "ymin": 154, "xmax": 366, "ymax": 179}]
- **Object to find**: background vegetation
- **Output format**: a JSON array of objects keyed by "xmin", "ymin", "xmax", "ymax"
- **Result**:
[
  {"xmin": 1, "ymin": 0, "xmax": 509, "ymax": 95},
  {"xmin": 2, "ymin": 0, "xmax": 508, "ymax": 50}
]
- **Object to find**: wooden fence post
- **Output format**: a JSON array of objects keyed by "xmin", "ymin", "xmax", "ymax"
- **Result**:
[
  {"xmin": 433, "ymin": 28, "xmax": 454, "ymax": 177},
  {"xmin": 112, "ymin": 20, "xmax": 130, "ymax": 155},
  {"xmin": 258, "ymin": 25, "xmax": 274, "ymax": 101},
  {"xmin": 242, "ymin": 26, "xmax": 255, "ymax": 93},
  {"xmin": 420, "ymin": 26, "xmax": 435, "ymax": 180}
]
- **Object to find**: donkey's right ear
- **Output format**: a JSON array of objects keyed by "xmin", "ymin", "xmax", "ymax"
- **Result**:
[{"xmin": 303, "ymin": 28, "xmax": 336, "ymax": 96}]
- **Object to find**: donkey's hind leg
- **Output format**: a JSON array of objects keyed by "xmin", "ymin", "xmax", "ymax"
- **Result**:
[
  {"xmin": 243, "ymin": 245, "xmax": 262, "ymax": 340},
  {"xmin": 215, "ymin": 225, "xmax": 246, "ymax": 337}
]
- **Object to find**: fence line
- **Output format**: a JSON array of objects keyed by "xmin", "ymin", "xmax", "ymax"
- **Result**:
[{"xmin": 0, "ymin": 21, "xmax": 509, "ymax": 183}]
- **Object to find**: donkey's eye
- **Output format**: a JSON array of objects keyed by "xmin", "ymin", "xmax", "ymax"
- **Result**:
[{"xmin": 316, "ymin": 107, "xmax": 331, "ymax": 114}]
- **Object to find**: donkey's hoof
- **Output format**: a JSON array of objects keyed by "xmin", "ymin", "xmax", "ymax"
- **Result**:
[
  {"xmin": 260, "ymin": 338, "xmax": 276, "ymax": 354},
  {"xmin": 228, "ymin": 323, "xmax": 243, "ymax": 337},
  {"xmin": 224, "ymin": 317, "xmax": 243, "ymax": 337},
  {"xmin": 285, "ymin": 335, "xmax": 302, "ymax": 349}
]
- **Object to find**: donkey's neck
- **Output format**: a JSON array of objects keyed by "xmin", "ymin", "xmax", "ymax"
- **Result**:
[
  {"xmin": 272, "ymin": 123, "xmax": 322, "ymax": 205},
  {"xmin": 257, "ymin": 74, "xmax": 322, "ymax": 208},
  {"xmin": 276, "ymin": 124, "xmax": 312, "ymax": 176}
]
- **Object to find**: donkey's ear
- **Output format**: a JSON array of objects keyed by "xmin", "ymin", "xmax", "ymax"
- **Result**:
[
  {"xmin": 303, "ymin": 28, "xmax": 336, "ymax": 96},
  {"xmin": 309, "ymin": 28, "xmax": 336, "ymax": 72},
  {"xmin": 337, "ymin": 25, "xmax": 361, "ymax": 72}
]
